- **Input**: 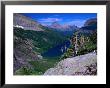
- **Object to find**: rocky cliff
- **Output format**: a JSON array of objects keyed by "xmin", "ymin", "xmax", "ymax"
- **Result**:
[
  {"xmin": 13, "ymin": 13, "xmax": 43, "ymax": 31},
  {"xmin": 14, "ymin": 35, "xmax": 40, "ymax": 73},
  {"xmin": 44, "ymin": 52, "xmax": 97, "ymax": 75}
]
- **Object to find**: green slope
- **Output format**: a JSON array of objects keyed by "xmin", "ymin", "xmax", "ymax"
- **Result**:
[
  {"xmin": 14, "ymin": 26, "xmax": 68, "ymax": 75},
  {"xmin": 14, "ymin": 27, "xmax": 67, "ymax": 53}
]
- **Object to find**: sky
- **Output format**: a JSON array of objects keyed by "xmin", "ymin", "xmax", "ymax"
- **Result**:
[{"xmin": 21, "ymin": 13, "xmax": 97, "ymax": 27}]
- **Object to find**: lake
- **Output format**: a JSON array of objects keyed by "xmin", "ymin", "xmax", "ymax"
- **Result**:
[{"xmin": 41, "ymin": 40, "xmax": 71, "ymax": 57}]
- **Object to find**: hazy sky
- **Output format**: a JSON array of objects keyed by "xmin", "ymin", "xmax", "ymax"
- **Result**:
[{"xmin": 21, "ymin": 13, "xmax": 97, "ymax": 27}]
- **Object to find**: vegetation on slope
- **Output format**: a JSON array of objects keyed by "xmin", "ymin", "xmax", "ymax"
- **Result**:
[
  {"xmin": 14, "ymin": 27, "xmax": 67, "ymax": 53},
  {"xmin": 60, "ymin": 30, "xmax": 97, "ymax": 60},
  {"xmin": 14, "ymin": 27, "xmax": 67, "ymax": 75},
  {"xmin": 15, "ymin": 59, "xmax": 60, "ymax": 75}
]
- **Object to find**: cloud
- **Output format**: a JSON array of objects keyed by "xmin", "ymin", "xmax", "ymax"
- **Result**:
[
  {"xmin": 39, "ymin": 18, "xmax": 62, "ymax": 23},
  {"xmin": 67, "ymin": 19, "xmax": 86, "ymax": 27}
]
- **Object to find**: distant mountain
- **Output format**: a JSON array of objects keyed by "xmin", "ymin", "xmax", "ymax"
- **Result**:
[
  {"xmin": 84, "ymin": 18, "xmax": 97, "ymax": 26},
  {"xmin": 47, "ymin": 21, "xmax": 79, "ymax": 37},
  {"xmin": 50, "ymin": 22, "xmax": 62, "ymax": 30},
  {"xmin": 13, "ymin": 13, "xmax": 44, "ymax": 31},
  {"xmin": 79, "ymin": 18, "xmax": 97, "ymax": 34},
  {"xmin": 50, "ymin": 21, "xmax": 79, "ymax": 32},
  {"xmin": 13, "ymin": 13, "xmax": 79, "ymax": 37}
]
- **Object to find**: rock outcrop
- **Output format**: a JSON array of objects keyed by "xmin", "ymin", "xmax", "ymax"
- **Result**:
[
  {"xmin": 44, "ymin": 52, "xmax": 97, "ymax": 75},
  {"xmin": 14, "ymin": 36, "xmax": 40, "ymax": 73}
]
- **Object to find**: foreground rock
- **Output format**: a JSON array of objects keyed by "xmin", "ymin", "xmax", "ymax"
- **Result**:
[{"xmin": 44, "ymin": 52, "xmax": 97, "ymax": 75}]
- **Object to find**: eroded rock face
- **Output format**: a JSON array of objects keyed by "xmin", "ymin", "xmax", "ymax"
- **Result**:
[
  {"xmin": 14, "ymin": 36, "xmax": 40, "ymax": 73},
  {"xmin": 44, "ymin": 52, "xmax": 97, "ymax": 75},
  {"xmin": 13, "ymin": 13, "xmax": 43, "ymax": 31}
]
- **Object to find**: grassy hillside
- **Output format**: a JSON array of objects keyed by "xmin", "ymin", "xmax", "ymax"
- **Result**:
[
  {"xmin": 14, "ymin": 27, "xmax": 67, "ymax": 53},
  {"xmin": 15, "ymin": 58, "xmax": 60, "ymax": 75}
]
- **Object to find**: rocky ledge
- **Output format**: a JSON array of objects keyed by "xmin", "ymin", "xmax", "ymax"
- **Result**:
[{"xmin": 44, "ymin": 52, "xmax": 97, "ymax": 75}]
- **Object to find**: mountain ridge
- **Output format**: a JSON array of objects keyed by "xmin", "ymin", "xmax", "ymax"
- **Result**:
[{"xmin": 13, "ymin": 13, "xmax": 44, "ymax": 31}]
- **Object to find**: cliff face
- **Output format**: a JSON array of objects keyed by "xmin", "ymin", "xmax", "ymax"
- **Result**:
[
  {"xmin": 44, "ymin": 52, "xmax": 97, "ymax": 75},
  {"xmin": 13, "ymin": 13, "xmax": 43, "ymax": 31},
  {"xmin": 14, "ymin": 36, "xmax": 40, "ymax": 73},
  {"xmin": 13, "ymin": 13, "xmax": 44, "ymax": 74}
]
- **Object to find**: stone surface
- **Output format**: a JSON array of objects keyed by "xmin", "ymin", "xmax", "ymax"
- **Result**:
[
  {"xmin": 44, "ymin": 52, "xmax": 97, "ymax": 75},
  {"xmin": 13, "ymin": 13, "xmax": 43, "ymax": 31}
]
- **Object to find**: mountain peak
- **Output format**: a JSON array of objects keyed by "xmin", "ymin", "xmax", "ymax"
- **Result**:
[
  {"xmin": 84, "ymin": 18, "xmax": 97, "ymax": 27},
  {"xmin": 13, "ymin": 13, "xmax": 43, "ymax": 31},
  {"xmin": 50, "ymin": 21, "xmax": 79, "ymax": 32},
  {"xmin": 50, "ymin": 21, "xmax": 62, "ymax": 29}
]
